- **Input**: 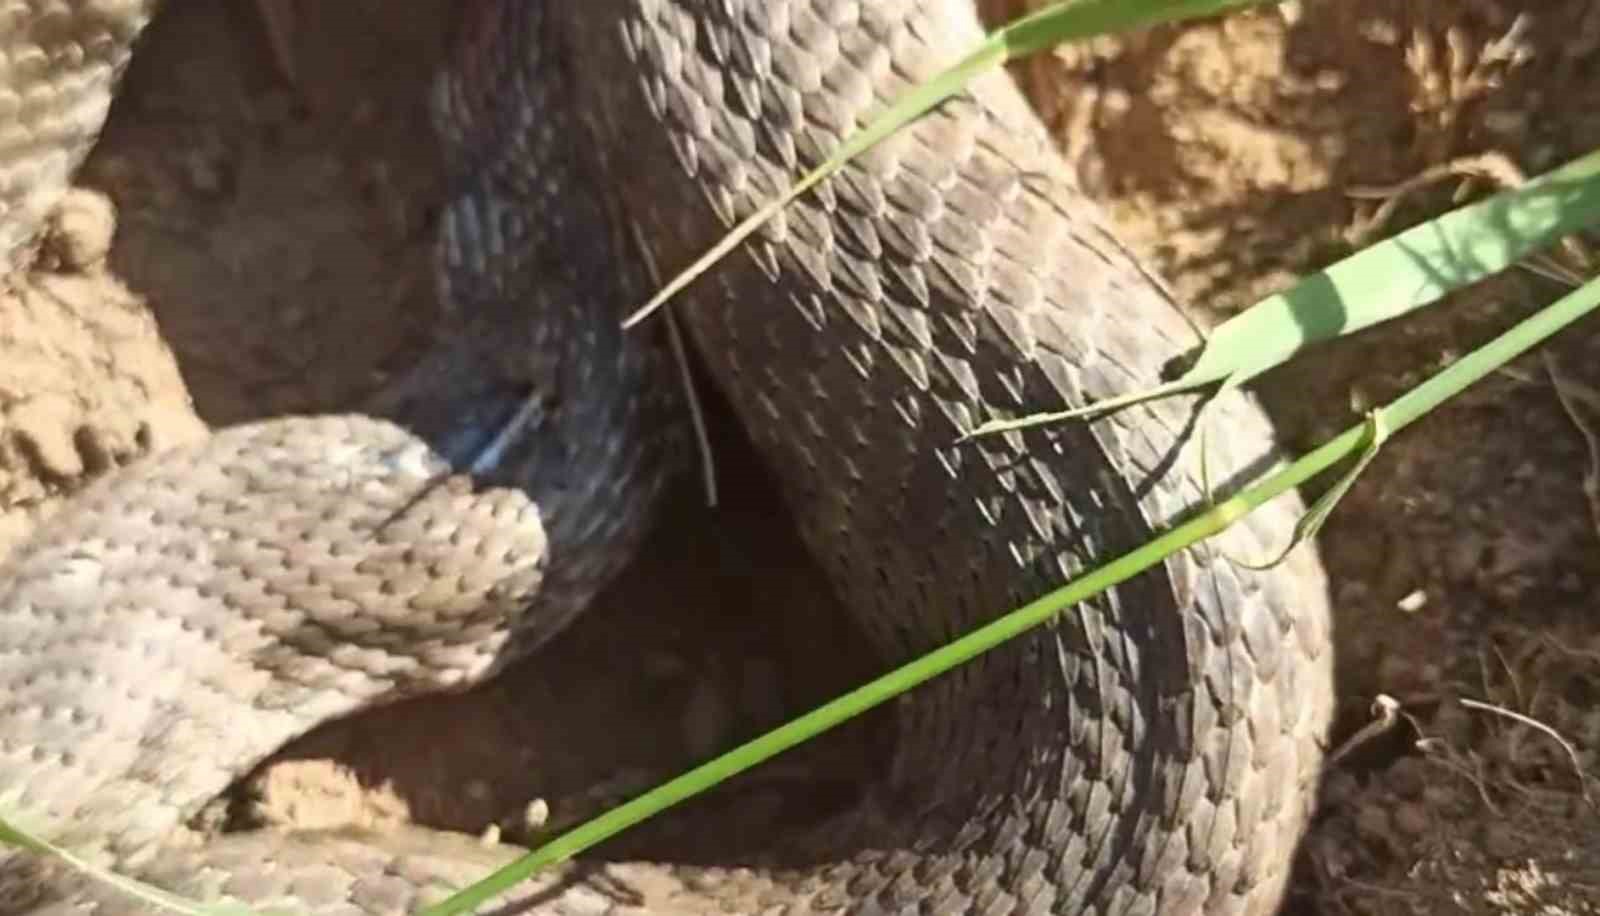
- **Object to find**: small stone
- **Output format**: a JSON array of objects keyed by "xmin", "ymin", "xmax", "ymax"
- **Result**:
[
  {"xmin": 1396, "ymin": 589, "xmax": 1428, "ymax": 613},
  {"xmin": 43, "ymin": 188, "xmax": 116, "ymax": 269},
  {"xmin": 522, "ymin": 798, "xmax": 549, "ymax": 831}
]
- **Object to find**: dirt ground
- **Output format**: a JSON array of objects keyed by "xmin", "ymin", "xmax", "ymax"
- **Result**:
[{"xmin": 3, "ymin": 1, "xmax": 1599, "ymax": 913}]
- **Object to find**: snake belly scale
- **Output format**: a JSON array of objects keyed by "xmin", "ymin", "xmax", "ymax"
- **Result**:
[{"xmin": 0, "ymin": 1, "xmax": 1335, "ymax": 914}]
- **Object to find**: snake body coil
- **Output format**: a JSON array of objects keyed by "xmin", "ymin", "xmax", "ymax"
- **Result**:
[{"xmin": 0, "ymin": 2, "xmax": 1334, "ymax": 914}]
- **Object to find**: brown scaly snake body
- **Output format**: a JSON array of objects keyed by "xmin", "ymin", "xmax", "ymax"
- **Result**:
[{"xmin": 0, "ymin": 2, "xmax": 1335, "ymax": 914}]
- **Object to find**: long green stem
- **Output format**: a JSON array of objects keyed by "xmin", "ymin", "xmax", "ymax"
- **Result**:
[
  {"xmin": 418, "ymin": 441, "xmax": 1341, "ymax": 916},
  {"xmin": 422, "ymin": 274, "xmax": 1600, "ymax": 916}
]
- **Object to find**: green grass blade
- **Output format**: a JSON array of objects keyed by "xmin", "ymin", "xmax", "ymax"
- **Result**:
[
  {"xmin": 1379, "ymin": 276, "xmax": 1600, "ymax": 429},
  {"xmin": 1238, "ymin": 410, "xmax": 1388, "ymax": 570},
  {"xmin": 958, "ymin": 375, "xmax": 1199, "ymax": 439},
  {"xmin": 965, "ymin": 146, "xmax": 1600, "ymax": 438},
  {"xmin": 418, "ymin": 440, "xmax": 1347, "ymax": 916},
  {"xmin": 620, "ymin": 0, "xmax": 1280, "ymax": 330},
  {"xmin": 416, "ymin": 468, "xmax": 1320, "ymax": 915},
  {"xmin": 423, "ymin": 272, "xmax": 1600, "ymax": 916},
  {"xmin": 0, "ymin": 811, "xmax": 269, "ymax": 916},
  {"xmin": 1191, "ymin": 148, "xmax": 1600, "ymax": 388},
  {"xmin": 617, "ymin": 43, "xmax": 1002, "ymax": 330}
]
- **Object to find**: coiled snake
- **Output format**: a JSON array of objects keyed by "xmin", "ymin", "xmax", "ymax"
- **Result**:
[{"xmin": 0, "ymin": 1, "xmax": 1334, "ymax": 913}]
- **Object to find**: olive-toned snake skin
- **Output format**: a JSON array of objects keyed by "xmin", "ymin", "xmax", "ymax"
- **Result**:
[{"xmin": 0, "ymin": 1, "xmax": 1335, "ymax": 914}]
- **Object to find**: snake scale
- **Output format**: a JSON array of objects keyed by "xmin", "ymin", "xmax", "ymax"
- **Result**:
[{"xmin": 0, "ymin": 1, "xmax": 1335, "ymax": 914}]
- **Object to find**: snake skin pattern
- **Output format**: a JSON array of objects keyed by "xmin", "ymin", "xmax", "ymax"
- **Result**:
[
  {"xmin": 0, "ymin": 0, "xmax": 157, "ymax": 274},
  {"xmin": 0, "ymin": 1, "xmax": 1336, "ymax": 914}
]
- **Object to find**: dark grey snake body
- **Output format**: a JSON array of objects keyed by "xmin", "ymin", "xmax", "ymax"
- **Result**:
[{"xmin": 0, "ymin": 2, "xmax": 1335, "ymax": 914}]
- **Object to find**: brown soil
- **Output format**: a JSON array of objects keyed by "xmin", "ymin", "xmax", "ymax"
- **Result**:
[{"xmin": 3, "ymin": 1, "xmax": 1600, "ymax": 913}]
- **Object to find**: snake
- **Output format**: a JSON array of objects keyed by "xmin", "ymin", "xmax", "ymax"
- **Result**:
[{"xmin": 0, "ymin": 1, "xmax": 1336, "ymax": 914}]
